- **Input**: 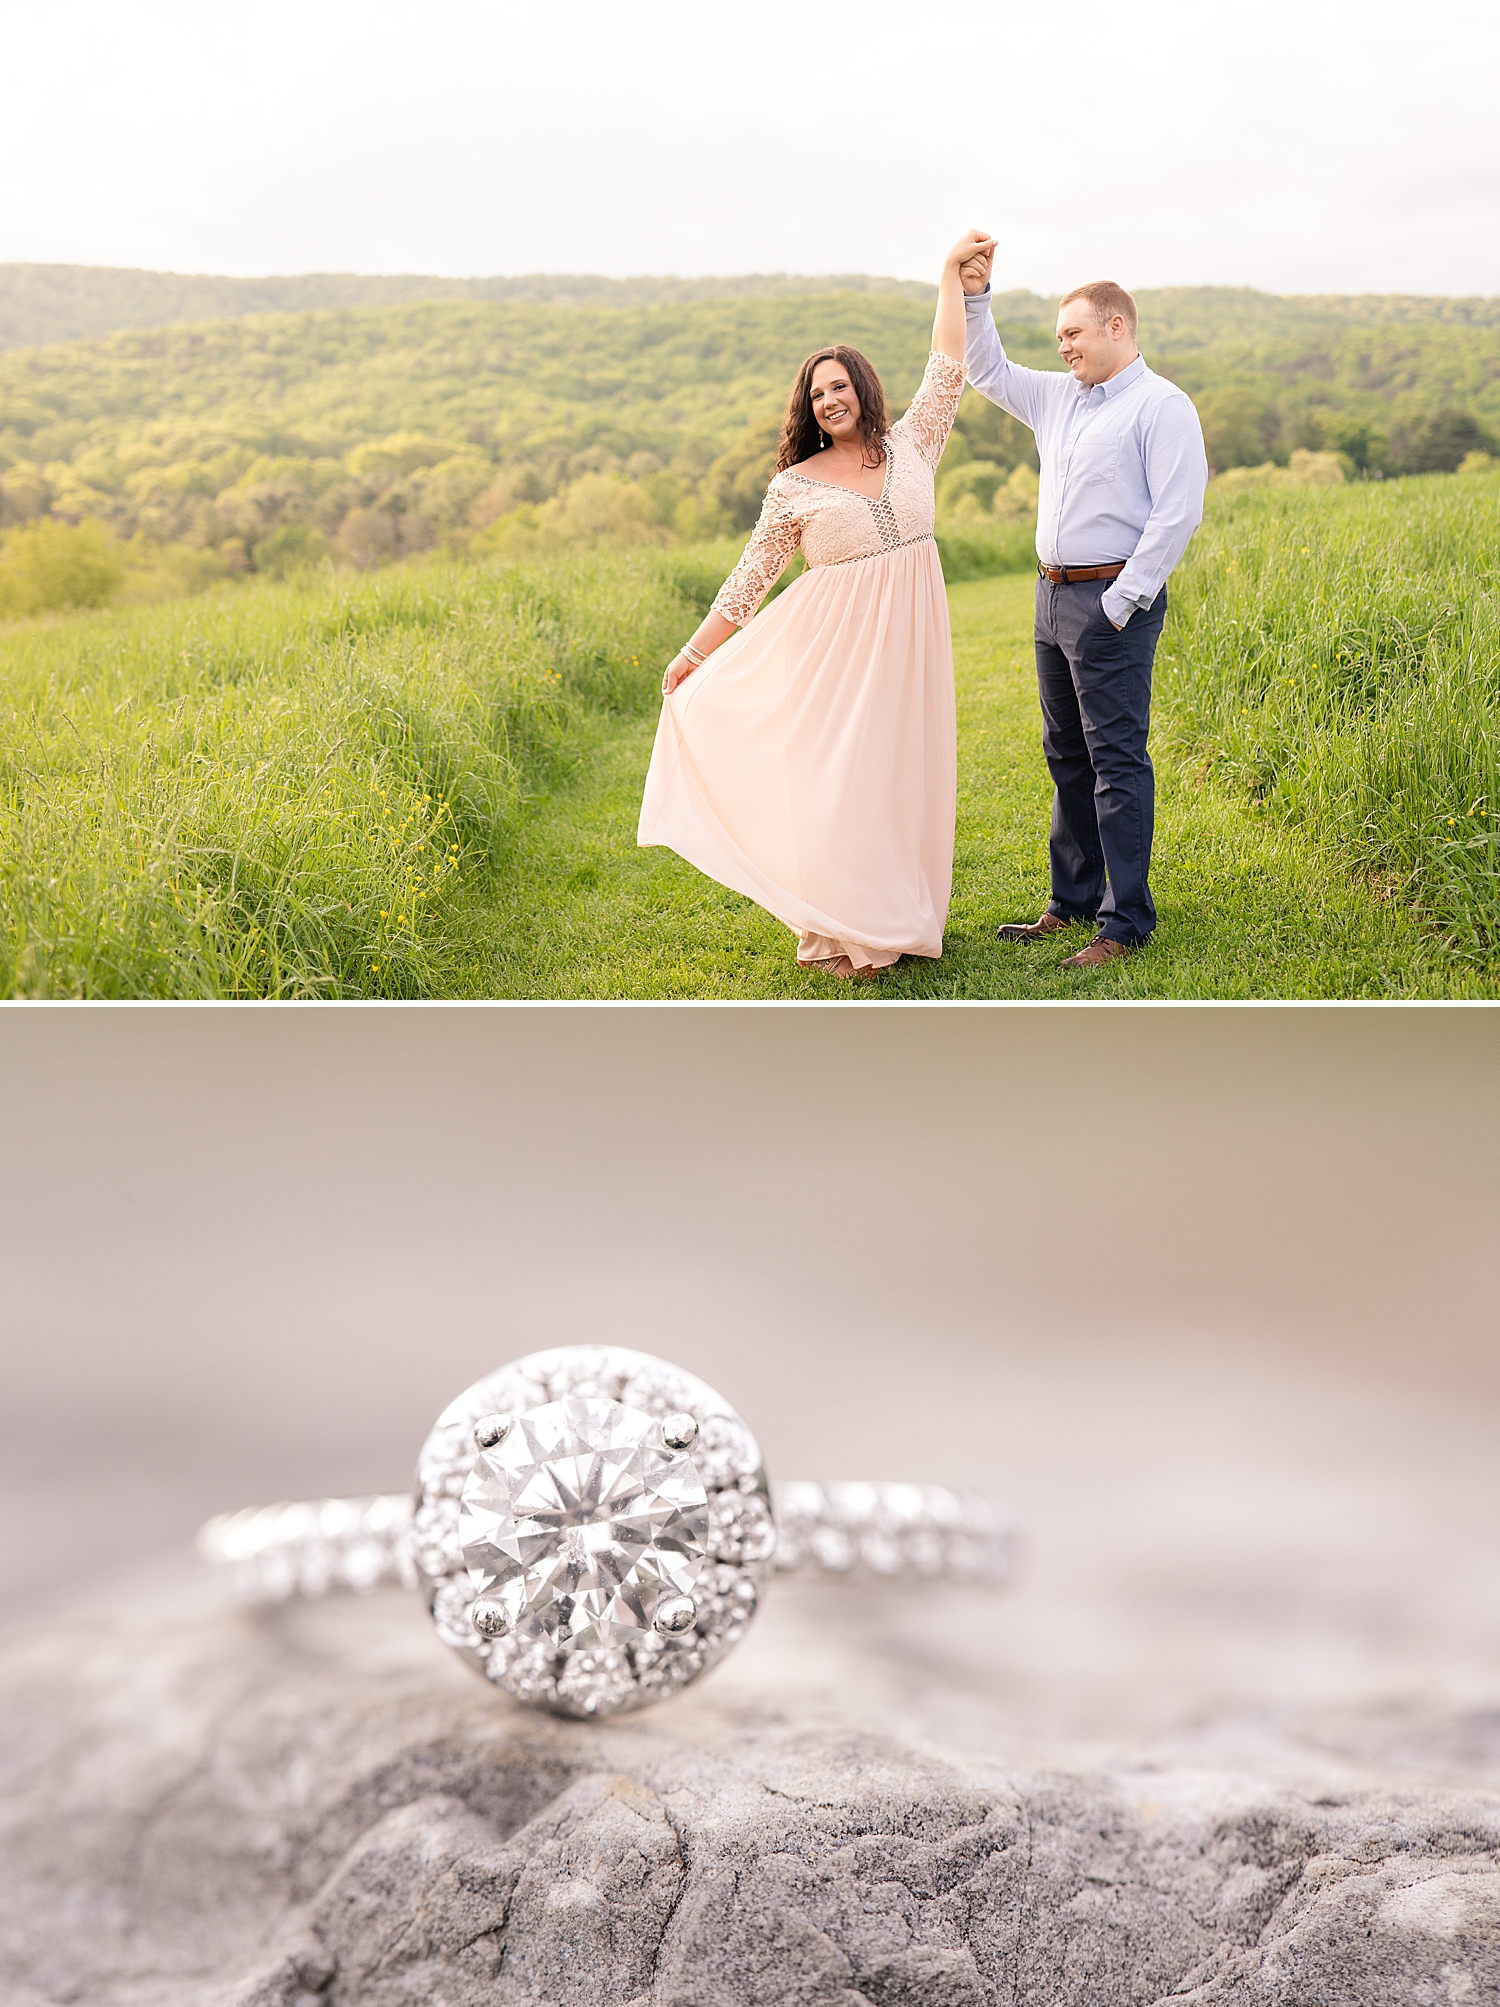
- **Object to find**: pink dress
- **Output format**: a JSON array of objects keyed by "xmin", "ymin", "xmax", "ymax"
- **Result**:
[{"xmin": 638, "ymin": 350, "xmax": 965, "ymax": 971}]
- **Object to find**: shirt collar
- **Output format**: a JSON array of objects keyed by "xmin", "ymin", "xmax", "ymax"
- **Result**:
[{"xmin": 1076, "ymin": 353, "xmax": 1147, "ymax": 402}]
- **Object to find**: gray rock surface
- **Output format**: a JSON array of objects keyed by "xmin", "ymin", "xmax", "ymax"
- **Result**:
[{"xmin": 3, "ymin": 1573, "xmax": 1498, "ymax": 2007}]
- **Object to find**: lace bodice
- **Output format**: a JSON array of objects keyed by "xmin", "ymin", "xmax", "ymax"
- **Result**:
[{"xmin": 711, "ymin": 350, "xmax": 965, "ymax": 627}]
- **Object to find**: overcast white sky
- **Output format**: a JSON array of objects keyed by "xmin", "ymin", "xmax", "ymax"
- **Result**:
[{"xmin": 1, "ymin": 0, "xmax": 1495, "ymax": 297}]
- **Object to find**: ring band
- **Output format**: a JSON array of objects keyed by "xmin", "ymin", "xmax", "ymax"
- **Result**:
[
  {"xmin": 199, "ymin": 1479, "xmax": 1009, "ymax": 1597},
  {"xmin": 197, "ymin": 1346, "xmax": 1011, "ymax": 1719}
]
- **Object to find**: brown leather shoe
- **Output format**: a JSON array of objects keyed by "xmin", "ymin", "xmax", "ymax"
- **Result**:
[
  {"xmin": 995, "ymin": 911, "xmax": 1085, "ymax": 942},
  {"xmin": 1059, "ymin": 936, "xmax": 1138, "ymax": 969}
]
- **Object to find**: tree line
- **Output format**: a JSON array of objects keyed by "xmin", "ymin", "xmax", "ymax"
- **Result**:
[
  {"xmin": 0, "ymin": 265, "xmax": 935, "ymax": 355},
  {"xmin": 0, "ymin": 287, "xmax": 1495, "ymax": 612}
]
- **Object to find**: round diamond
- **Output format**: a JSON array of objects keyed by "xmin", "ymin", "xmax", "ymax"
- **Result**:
[{"xmin": 459, "ymin": 1395, "xmax": 709, "ymax": 1649}]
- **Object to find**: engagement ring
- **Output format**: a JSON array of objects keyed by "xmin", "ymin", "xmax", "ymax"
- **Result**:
[{"xmin": 198, "ymin": 1346, "xmax": 1011, "ymax": 1719}]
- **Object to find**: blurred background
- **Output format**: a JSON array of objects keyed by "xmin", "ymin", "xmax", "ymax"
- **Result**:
[{"xmin": 2, "ymin": 1005, "xmax": 1497, "ymax": 1752}]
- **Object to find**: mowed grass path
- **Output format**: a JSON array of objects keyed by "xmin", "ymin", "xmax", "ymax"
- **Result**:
[{"xmin": 473, "ymin": 574, "xmax": 1466, "ymax": 999}]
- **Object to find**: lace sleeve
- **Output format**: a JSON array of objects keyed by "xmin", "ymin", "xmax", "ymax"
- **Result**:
[
  {"xmin": 890, "ymin": 351, "xmax": 967, "ymax": 469},
  {"xmin": 709, "ymin": 481, "xmax": 802, "ymax": 626}
]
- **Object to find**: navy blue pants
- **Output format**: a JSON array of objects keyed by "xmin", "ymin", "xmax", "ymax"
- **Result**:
[{"xmin": 1033, "ymin": 575, "xmax": 1166, "ymax": 946}]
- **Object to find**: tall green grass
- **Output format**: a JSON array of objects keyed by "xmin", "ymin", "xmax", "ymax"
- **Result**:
[
  {"xmin": 3, "ymin": 482, "xmax": 1498, "ymax": 998},
  {"xmin": 1158, "ymin": 468, "xmax": 1500, "ymax": 959},
  {"xmin": 0, "ymin": 551, "xmax": 714, "ymax": 996}
]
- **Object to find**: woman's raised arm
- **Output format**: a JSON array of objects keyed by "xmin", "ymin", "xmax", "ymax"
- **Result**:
[{"xmin": 935, "ymin": 230, "xmax": 996, "ymax": 361}]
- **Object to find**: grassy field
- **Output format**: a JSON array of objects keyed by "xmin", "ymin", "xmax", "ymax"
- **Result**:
[
  {"xmin": 1, "ymin": 472, "xmax": 1496, "ymax": 1000},
  {"xmin": 1158, "ymin": 468, "xmax": 1500, "ymax": 965},
  {"xmin": 474, "ymin": 574, "xmax": 1463, "ymax": 1000},
  {"xmin": 0, "ymin": 551, "xmax": 724, "ymax": 997}
]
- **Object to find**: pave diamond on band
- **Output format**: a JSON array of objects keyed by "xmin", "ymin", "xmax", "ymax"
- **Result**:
[{"xmin": 197, "ymin": 1345, "xmax": 1012, "ymax": 1719}]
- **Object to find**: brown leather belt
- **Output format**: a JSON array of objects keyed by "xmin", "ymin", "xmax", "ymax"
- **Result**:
[{"xmin": 1037, "ymin": 561, "xmax": 1126, "ymax": 584}]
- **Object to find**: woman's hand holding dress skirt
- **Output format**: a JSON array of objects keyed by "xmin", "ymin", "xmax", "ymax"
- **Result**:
[{"xmin": 662, "ymin": 610, "xmax": 739, "ymax": 695}]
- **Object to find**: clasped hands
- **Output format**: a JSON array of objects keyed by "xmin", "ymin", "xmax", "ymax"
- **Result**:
[{"xmin": 948, "ymin": 229, "xmax": 997, "ymax": 300}]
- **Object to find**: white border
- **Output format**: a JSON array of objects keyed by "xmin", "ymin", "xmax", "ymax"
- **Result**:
[{"xmin": 0, "ymin": 997, "xmax": 1493, "ymax": 1010}]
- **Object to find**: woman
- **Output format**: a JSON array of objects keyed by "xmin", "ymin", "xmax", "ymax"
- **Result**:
[{"xmin": 637, "ymin": 234, "xmax": 992, "ymax": 979}]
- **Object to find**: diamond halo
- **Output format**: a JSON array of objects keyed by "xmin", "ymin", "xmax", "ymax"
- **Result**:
[{"xmin": 412, "ymin": 1346, "xmax": 774, "ymax": 1719}]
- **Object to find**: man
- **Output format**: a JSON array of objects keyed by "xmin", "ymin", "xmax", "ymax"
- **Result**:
[{"xmin": 955, "ymin": 234, "xmax": 1207, "ymax": 967}]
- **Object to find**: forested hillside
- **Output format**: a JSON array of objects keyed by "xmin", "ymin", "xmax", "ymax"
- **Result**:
[
  {"xmin": 0, "ymin": 281, "xmax": 1495, "ymax": 596},
  {"xmin": 0, "ymin": 265, "xmax": 933, "ymax": 353},
  {"xmin": 0, "ymin": 294, "xmax": 1028, "ymax": 581}
]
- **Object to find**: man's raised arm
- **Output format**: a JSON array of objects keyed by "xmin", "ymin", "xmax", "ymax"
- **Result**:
[{"xmin": 955, "ymin": 238, "xmax": 1076, "ymax": 435}]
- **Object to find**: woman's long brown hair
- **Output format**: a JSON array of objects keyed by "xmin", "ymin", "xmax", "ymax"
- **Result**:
[{"xmin": 775, "ymin": 346, "xmax": 889, "ymax": 473}]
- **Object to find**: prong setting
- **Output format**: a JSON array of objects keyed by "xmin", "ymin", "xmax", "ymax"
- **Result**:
[
  {"xmin": 661, "ymin": 1412, "xmax": 699, "ymax": 1453},
  {"xmin": 653, "ymin": 1594, "xmax": 697, "ymax": 1637},
  {"xmin": 473, "ymin": 1412, "xmax": 512, "ymax": 1452},
  {"xmin": 470, "ymin": 1599, "xmax": 508, "ymax": 1638}
]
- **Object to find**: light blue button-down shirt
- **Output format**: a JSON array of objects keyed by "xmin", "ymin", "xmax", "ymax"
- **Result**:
[{"xmin": 964, "ymin": 289, "xmax": 1208, "ymax": 626}]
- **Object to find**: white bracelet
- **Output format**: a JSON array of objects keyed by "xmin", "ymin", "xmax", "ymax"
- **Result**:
[{"xmin": 679, "ymin": 642, "xmax": 706, "ymax": 668}]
